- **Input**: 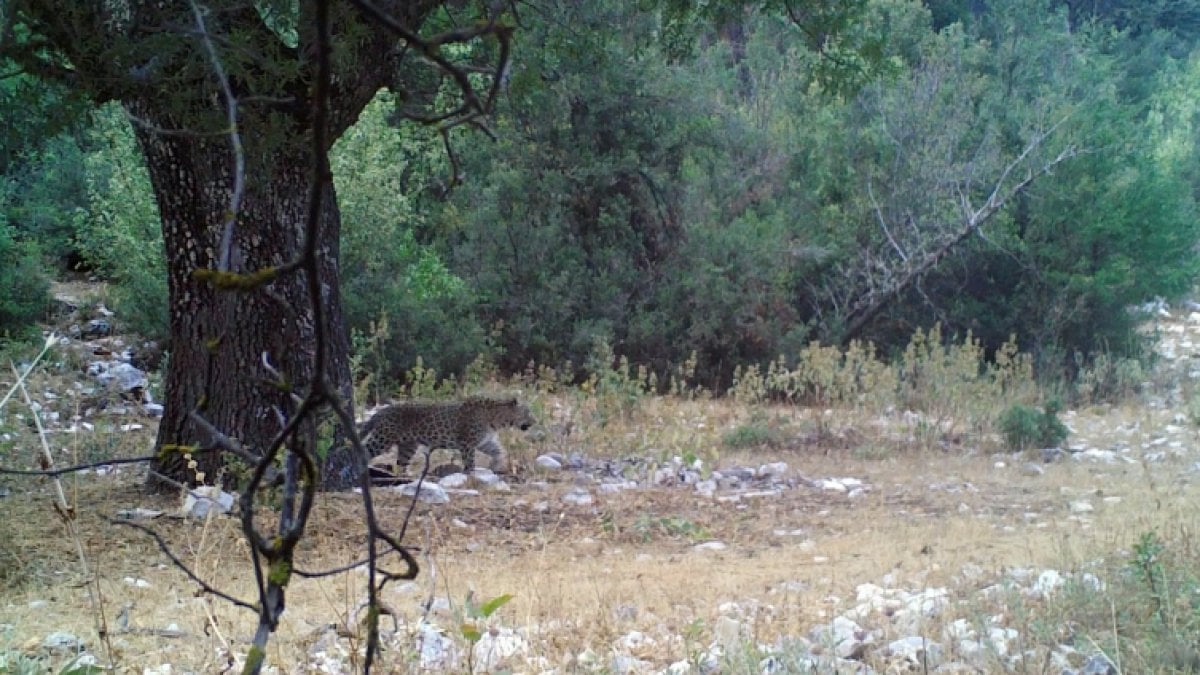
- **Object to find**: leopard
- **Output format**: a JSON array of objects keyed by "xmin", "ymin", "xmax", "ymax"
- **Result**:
[{"xmin": 359, "ymin": 395, "xmax": 535, "ymax": 476}]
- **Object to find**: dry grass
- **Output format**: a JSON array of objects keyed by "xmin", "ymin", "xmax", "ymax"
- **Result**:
[
  {"xmin": 4, "ymin": 323, "xmax": 1200, "ymax": 672},
  {"xmin": 3, "ymin": 404, "xmax": 1197, "ymax": 673}
]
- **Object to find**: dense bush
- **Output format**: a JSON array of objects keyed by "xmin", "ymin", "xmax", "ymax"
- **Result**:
[
  {"xmin": 998, "ymin": 401, "xmax": 1068, "ymax": 451},
  {"xmin": 333, "ymin": 95, "xmax": 486, "ymax": 380},
  {"xmin": 0, "ymin": 214, "xmax": 50, "ymax": 338},
  {"xmin": 72, "ymin": 105, "xmax": 168, "ymax": 342}
]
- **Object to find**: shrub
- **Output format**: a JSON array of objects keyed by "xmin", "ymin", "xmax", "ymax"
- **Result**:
[
  {"xmin": 0, "ymin": 217, "xmax": 50, "ymax": 338},
  {"xmin": 334, "ymin": 94, "xmax": 486, "ymax": 382},
  {"xmin": 72, "ymin": 104, "xmax": 168, "ymax": 341},
  {"xmin": 998, "ymin": 400, "xmax": 1068, "ymax": 451}
]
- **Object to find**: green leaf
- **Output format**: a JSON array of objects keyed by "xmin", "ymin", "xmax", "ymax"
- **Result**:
[
  {"xmin": 478, "ymin": 593, "xmax": 514, "ymax": 618},
  {"xmin": 460, "ymin": 623, "xmax": 482, "ymax": 643}
]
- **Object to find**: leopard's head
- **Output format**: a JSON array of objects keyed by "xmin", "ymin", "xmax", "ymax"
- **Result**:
[{"xmin": 470, "ymin": 395, "xmax": 535, "ymax": 431}]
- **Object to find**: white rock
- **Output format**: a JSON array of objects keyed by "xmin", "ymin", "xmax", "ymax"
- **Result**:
[
  {"xmin": 397, "ymin": 481, "xmax": 450, "ymax": 504},
  {"xmin": 610, "ymin": 654, "xmax": 651, "ymax": 673},
  {"xmin": 616, "ymin": 630, "xmax": 656, "ymax": 651},
  {"xmin": 181, "ymin": 486, "xmax": 235, "ymax": 519},
  {"xmin": 42, "ymin": 631, "xmax": 84, "ymax": 651},
  {"xmin": 693, "ymin": 541, "xmax": 728, "ymax": 553},
  {"xmin": 818, "ymin": 479, "xmax": 848, "ymax": 492},
  {"xmin": 470, "ymin": 467, "xmax": 501, "ymax": 485},
  {"xmin": 1020, "ymin": 463, "xmax": 1045, "ymax": 477},
  {"xmin": 472, "ymin": 627, "xmax": 528, "ymax": 671},
  {"xmin": 695, "ymin": 479, "xmax": 717, "ymax": 497},
  {"xmin": 416, "ymin": 621, "xmax": 456, "ymax": 669},
  {"xmin": 652, "ymin": 467, "xmax": 676, "ymax": 485},
  {"xmin": 1069, "ymin": 500, "xmax": 1095, "ymax": 514},
  {"xmin": 887, "ymin": 636, "xmax": 944, "ymax": 668},
  {"xmin": 1030, "ymin": 569, "xmax": 1065, "ymax": 598},
  {"xmin": 712, "ymin": 615, "xmax": 747, "ymax": 650},
  {"xmin": 123, "ymin": 577, "xmax": 151, "ymax": 588},
  {"xmin": 438, "ymin": 472, "xmax": 469, "ymax": 489},
  {"xmin": 562, "ymin": 488, "xmax": 594, "ymax": 506},
  {"xmin": 758, "ymin": 462, "xmax": 789, "ymax": 478},
  {"xmin": 535, "ymin": 455, "xmax": 563, "ymax": 470}
]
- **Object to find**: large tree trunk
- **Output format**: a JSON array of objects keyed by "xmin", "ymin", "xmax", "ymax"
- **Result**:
[{"xmin": 130, "ymin": 103, "xmax": 358, "ymax": 492}]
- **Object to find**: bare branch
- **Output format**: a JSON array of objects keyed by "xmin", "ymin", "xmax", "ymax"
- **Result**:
[
  {"xmin": 188, "ymin": 0, "xmax": 245, "ymax": 273},
  {"xmin": 106, "ymin": 518, "xmax": 259, "ymax": 612}
]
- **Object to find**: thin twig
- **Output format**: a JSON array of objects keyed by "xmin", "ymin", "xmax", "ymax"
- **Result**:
[
  {"xmin": 107, "ymin": 518, "xmax": 259, "ymax": 611},
  {"xmin": 188, "ymin": 0, "xmax": 245, "ymax": 272}
]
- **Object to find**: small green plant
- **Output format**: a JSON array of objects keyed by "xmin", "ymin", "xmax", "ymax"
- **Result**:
[
  {"xmin": 633, "ymin": 515, "xmax": 709, "ymax": 542},
  {"xmin": 458, "ymin": 591, "xmax": 514, "ymax": 672},
  {"xmin": 0, "ymin": 653, "xmax": 102, "ymax": 675},
  {"xmin": 1131, "ymin": 530, "xmax": 1168, "ymax": 626},
  {"xmin": 722, "ymin": 420, "xmax": 782, "ymax": 450},
  {"xmin": 998, "ymin": 400, "xmax": 1068, "ymax": 451}
]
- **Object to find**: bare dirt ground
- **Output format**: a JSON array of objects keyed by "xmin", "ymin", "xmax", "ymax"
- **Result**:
[{"xmin": 3, "ymin": 299, "xmax": 1200, "ymax": 673}]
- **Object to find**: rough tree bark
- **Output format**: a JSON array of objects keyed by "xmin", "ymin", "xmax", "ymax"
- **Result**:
[
  {"xmin": 128, "ymin": 102, "xmax": 356, "ymax": 491},
  {"xmin": 6, "ymin": 0, "xmax": 450, "ymax": 491}
]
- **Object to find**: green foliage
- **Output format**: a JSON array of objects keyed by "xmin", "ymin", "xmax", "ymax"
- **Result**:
[
  {"xmin": 459, "ymin": 591, "xmax": 514, "ymax": 647},
  {"xmin": 633, "ymin": 514, "xmax": 709, "ymax": 543},
  {"xmin": 0, "ymin": 653, "xmax": 103, "ymax": 675},
  {"xmin": 723, "ymin": 414, "xmax": 785, "ymax": 449},
  {"xmin": 0, "ymin": 212, "xmax": 50, "ymax": 338},
  {"xmin": 333, "ymin": 94, "xmax": 485, "ymax": 381},
  {"xmin": 72, "ymin": 105, "xmax": 168, "ymax": 341},
  {"xmin": 998, "ymin": 401, "xmax": 1068, "ymax": 451},
  {"xmin": 0, "ymin": 133, "xmax": 89, "ymax": 265}
]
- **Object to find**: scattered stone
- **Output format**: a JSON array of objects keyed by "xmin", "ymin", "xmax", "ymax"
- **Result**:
[
  {"xmin": 88, "ymin": 361, "xmax": 148, "ymax": 394},
  {"xmin": 693, "ymin": 541, "xmax": 728, "ymax": 553},
  {"xmin": 886, "ymin": 636, "xmax": 944, "ymax": 669},
  {"xmin": 1029, "ymin": 569, "xmax": 1066, "ymax": 598},
  {"xmin": 562, "ymin": 487, "xmax": 594, "ymax": 506},
  {"xmin": 757, "ymin": 462, "xmax": 789, "ymax": 478},
  {"xmin": 438, "ymin": 473, "xmax": 469, "ymax": 489},
  {"xmin": 1041, "ymin": 447, "xmax": 1066, "ymax": 463},
  {"xmin": 42, "ymin": 631, "xmax": 84, "ymax": 652},
  {"xmin": 123, "ymin": 577, "xmax": 151, "ymax": 588},
  {"xmin": 817, "ymin": 479, "xmax": 849, "ymax": 492},
  {"xmin": 181, "ymin": 486, "xmax": 235, "ymax": 519},
  {"xmin": 535, "ymin": 454, "xmax": 563, "ymax": 470},
  {"xmin": 1079, "ymin": 654, "xmax": 1118, "ymax": 675},
  {"xmin": 695, "ymin": 479, "xmax": 717, "ymax": 497},
  {"xmin": 396, "ymin": 481, "xmax": 450, "ymax": 504},
  {"xmin": 1069, "ymin": 500, "xmax": 1095, "ymax": 514},
  {"xmin": 613, "ymin": 604, "xmax": 639, "ymax": 622},
  {"xmin": 470, "ymin": 467, "xmax": 501, "ymax": 486},
  {"xmin": 142, "ymin": 402, "xmax": 164, "ymax": 417},
  {"xmin": 1020, "ymin": 463, "xmax": 1045, "ymax": 477},
  {"xmin": 82, "ymin": 318, "xmax": 111, "ymax": 338},
  {"xmin": 416, "ymin": 621, "xmax": 456, "ymax": 669},
  {"xmin": 811, "ymin": 616, "xmax": 874, "ymax": 660},
  {"xmin": 610, "ymin": 654, "xmax": 651, "ymax": 674},
  {"xmin": 712, "ymin": 615, "xmax": 748, "ymax": 650},
  {"xmin": 472, "ymin": 627, "xmax": 528, "ymax": 671},
  {"xmin": 616, "ymin": 630, "xmax": 656, "ymax": 652}
]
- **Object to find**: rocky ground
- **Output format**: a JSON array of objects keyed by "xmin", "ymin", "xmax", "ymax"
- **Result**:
[{"xmin": 2, "ymin": 290, "xmax": 1200, "ymax": 673}]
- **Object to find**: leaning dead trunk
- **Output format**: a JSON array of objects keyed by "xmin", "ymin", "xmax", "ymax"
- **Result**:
[{"xmin": 130, "ymin": 103, "xmax": 358, "ymax": 492}]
